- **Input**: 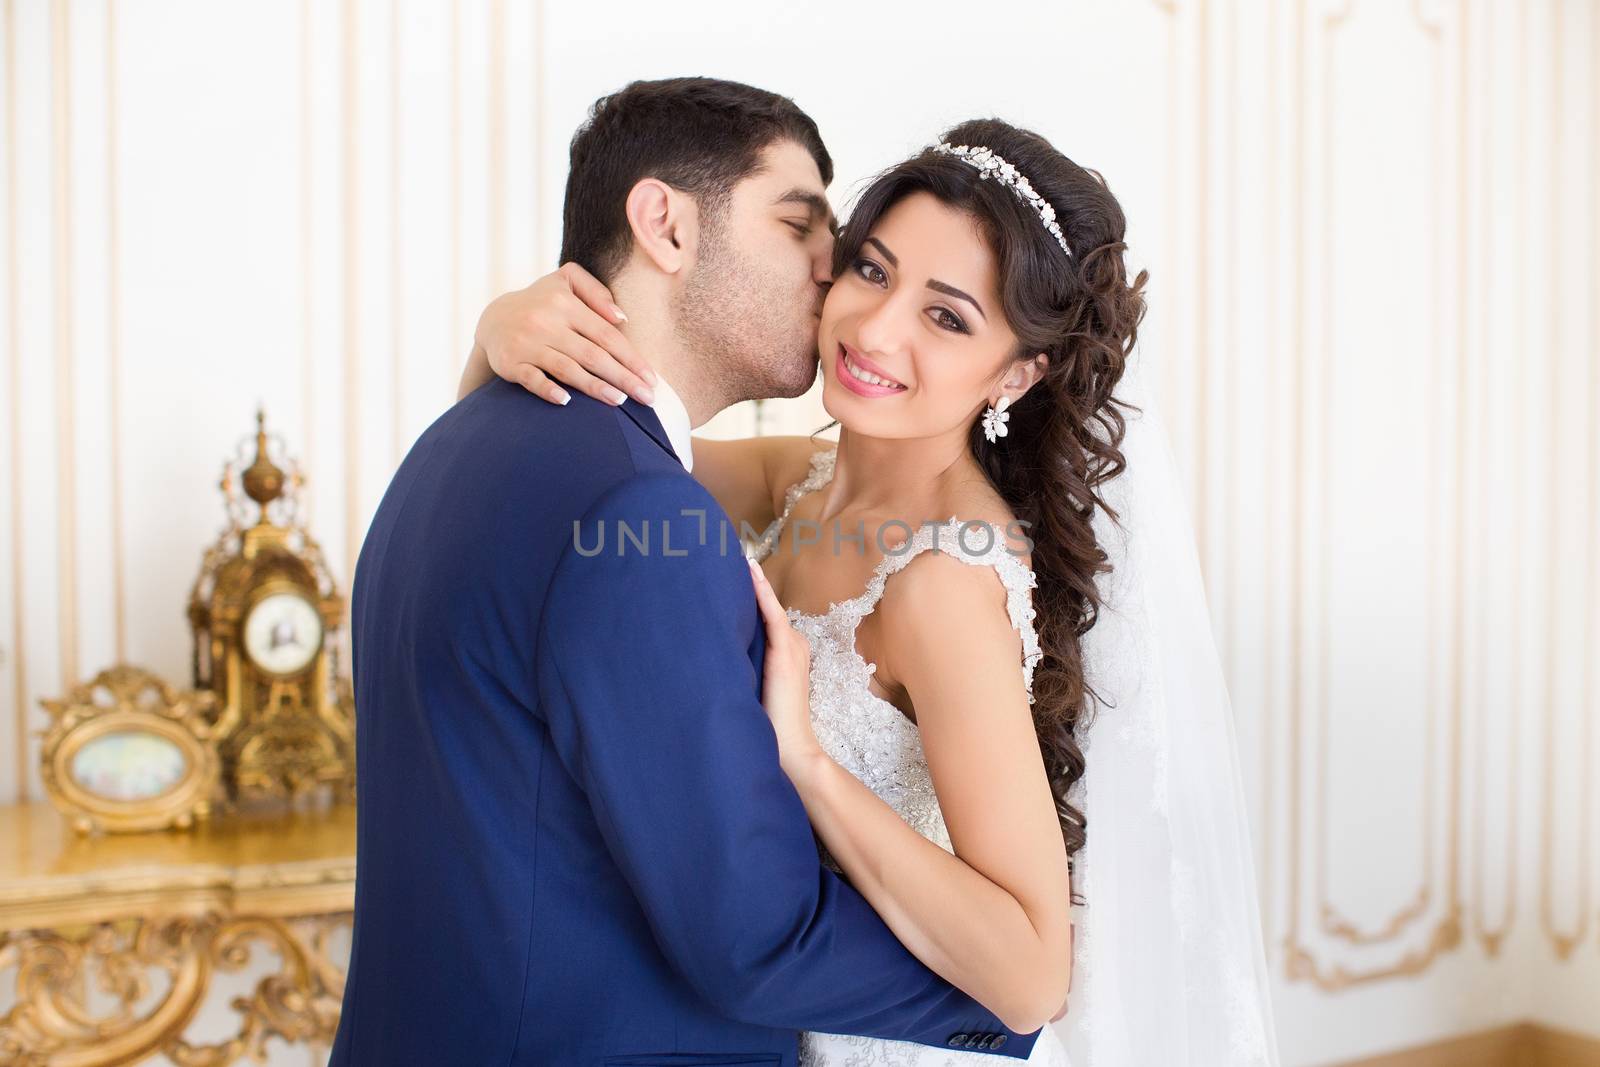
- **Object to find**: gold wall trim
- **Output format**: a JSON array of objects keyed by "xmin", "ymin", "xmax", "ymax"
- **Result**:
[
  {"xmin": 1219, "ymin": 0, "xmax": 1239, "ymax": 694},
  {"xmin": 1261, "ymin": 0, "xmax": 1282, "ymax": 951},
  {"xmin": 50, "ymin": 0, "xmax": 79, "ymax": 695},
  {"xmin": 301, "ymin": 0, "xmax": 315, "ymax": 528},
  {"xmin": 1285, "ymin": 0, "xmax": 1306, "ymax": 981},
  {"xmin": 1443, "ymin": 0, "xmax": 1468, "ymax": 954},
  {"xmin": 106, "ymin": 0, "xmax": 126, "ymax": 665},
  {"xmin": 342, "ymin": 0, "xmax": 361, "ymax": 593},
  {"xmin": 1157, "ymin": 0, "xmax": 1179, "ymax": 428},
  {"xmin": 533, "ymin": 0, "xmax": 546, "ymax": 262},
  {"xmin": 1592, "ymin": 0, "xmax": 1600, "ymax": 957},
  {"xmin": 1470, "ymin": 0, "xmax": 1519, "ymax": 960},
  {"xmin": 448, "ymin": 0, "xmax": 462, "ymax": 396},
  {"xmin": 5, "ymin": 0, "xmax": 28, "ymax": 805},
  {"xmin": 391, "ymin": 0, "xmax": 404, "ymax": 466},
  {"xmin": 1537, "ymin": 0, "xmax": 1592, "ymax": 962},
  {"xmin": 489, "ymin": 0, "xmax": 506, "ymax": 297}
]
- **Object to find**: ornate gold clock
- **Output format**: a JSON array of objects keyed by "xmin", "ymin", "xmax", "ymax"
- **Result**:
[{"xmin": 187, "ymin": 410, "xmax": 356, "ymax": 807}]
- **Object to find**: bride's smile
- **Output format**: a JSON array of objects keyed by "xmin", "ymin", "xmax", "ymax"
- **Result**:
[{"xmin": 836, "ymin": 342, "xmax": 908, "ymax": 394}]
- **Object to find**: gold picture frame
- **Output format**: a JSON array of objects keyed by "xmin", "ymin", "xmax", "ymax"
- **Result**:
[{"xmin": 39, "ymin": 665, "xmax": 222, "ymax": 835}]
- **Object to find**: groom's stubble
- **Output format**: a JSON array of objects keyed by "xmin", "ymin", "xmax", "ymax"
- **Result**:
[{"xmin": 671, "ymin": 204, "xmax": 822, "ymax": 408}]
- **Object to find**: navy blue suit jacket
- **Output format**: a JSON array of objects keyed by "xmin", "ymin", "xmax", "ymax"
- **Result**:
[{"xmin": 329, "ymin": 378, "xmax": 1040, "ymax": 1065}]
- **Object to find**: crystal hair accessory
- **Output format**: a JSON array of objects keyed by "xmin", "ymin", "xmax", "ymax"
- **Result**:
[{"xmin": 932, "ymin": 142, "xmax": 1072, "ymax": 257}]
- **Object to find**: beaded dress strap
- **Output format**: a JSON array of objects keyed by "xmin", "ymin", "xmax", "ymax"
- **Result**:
[
  {"xmin": 842, "ymin": 517, "xmax": 1043, "ymax": 705},
  {"xmin": 750, "ymin": 447, "xmax": 837, "ymax": 558}
]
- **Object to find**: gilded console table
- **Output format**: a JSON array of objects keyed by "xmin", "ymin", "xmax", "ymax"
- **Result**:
[{"xmin": 0, "ymin": 802, "xmax": 355, "ymax": 1066}]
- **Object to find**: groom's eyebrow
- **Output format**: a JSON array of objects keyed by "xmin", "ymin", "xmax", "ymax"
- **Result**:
[{"xmin": 776, "ymin": 188, "xmax": 838, "ymax": 236}]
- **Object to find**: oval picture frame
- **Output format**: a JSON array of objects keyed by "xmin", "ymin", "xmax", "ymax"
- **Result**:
[{"xmin": 40, "ymin": 665, "xmax": 221, "ymax": 834}]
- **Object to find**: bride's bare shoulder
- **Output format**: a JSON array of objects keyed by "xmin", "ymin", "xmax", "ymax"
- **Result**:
[
  {"xmin": 758, "ymin": 436, "xmax": 837, "ymax": 514},
  {"xmin": 688, "ymin": 435, "xmax": 833, "ymax": 532},
  {"xmin": 934, "ymin": 481, "xmax": 1034, "ymax": 573}
]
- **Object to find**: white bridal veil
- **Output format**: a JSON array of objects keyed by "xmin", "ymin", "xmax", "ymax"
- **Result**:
[{"xmin": 1060, "ymin": 353, "xmax": 1282, "ymax": 1066}]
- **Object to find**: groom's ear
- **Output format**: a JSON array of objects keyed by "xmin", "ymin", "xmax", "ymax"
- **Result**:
[{"xmin": 624, "ymin": 177, "xmax": 695, "ymax": 276}]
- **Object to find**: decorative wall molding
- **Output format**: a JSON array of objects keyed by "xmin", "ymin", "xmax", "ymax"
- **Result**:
[
  {"xmin": 1535, "ymin": 0, "xmax": 1596, "ymax": 965},
  {"xmin": 1281, "ymin": 0, "xmax": 1465, "ymax": 991}
]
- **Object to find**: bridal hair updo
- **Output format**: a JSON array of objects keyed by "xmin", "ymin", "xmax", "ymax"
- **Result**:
[{"xmin": 833, "ymin": 119, "xmax": 1148, "ymax": 897}]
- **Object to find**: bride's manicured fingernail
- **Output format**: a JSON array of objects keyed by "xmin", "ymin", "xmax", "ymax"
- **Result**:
[
  {"xmin": 605, "ymin": 387, "xmax": 627, "ymax": 405},
  {"xmin": 611, "ymin": 305, "xmax": 628, "ymax": 323}
]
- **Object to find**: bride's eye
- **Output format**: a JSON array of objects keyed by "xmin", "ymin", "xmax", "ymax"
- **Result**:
[
  {"xmin": 852, "ymin": 257, "xmax": 887, "ymax": 286},
  {"xmin": 930, "ymin": 307, "xmax": 970, "ymax": 334}
]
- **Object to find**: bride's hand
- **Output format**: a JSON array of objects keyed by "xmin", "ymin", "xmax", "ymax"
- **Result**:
[
  {"xmin": 476, "ymin": 262, "xmax": 658, "ymax": 407},
  {"xmin": 747, "ymin": 558, "xmax": 823, "ymax": 772}
]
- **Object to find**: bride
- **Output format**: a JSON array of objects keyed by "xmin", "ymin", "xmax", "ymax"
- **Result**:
[{"xmin": 461, "ymin": 117, "xmax": 1280, "ymax": 1066}]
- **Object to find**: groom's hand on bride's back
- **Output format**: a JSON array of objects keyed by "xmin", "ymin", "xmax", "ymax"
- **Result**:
[{"xmin": 475, "ymin": 262, "xmax": 659, "ymax": 407}]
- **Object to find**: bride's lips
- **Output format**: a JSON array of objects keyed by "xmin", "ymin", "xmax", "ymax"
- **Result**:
[{"xmin": 835, "ymin": 343, "xmax": 907, "ymax": 398}]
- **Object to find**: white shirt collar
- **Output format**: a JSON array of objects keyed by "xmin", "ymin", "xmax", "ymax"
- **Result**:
[{"xmin": 646, "ymin": 373, "xmax": 694, "ymax": 472}]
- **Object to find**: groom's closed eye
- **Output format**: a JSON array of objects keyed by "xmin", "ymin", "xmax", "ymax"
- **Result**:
[{"xmin": 775, "ymin": 187, "xmax": 834, "ymax": 234}]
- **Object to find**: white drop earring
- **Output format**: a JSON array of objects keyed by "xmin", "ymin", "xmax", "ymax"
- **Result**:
[{"xmin": 981, "ymin": 396, "xmax": 1012, "ymax": 443}]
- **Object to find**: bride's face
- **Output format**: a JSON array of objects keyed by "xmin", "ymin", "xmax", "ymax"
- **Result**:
[{"xmin": 818, "ymin": 191, "xmax": 1020, "ymax": 441}]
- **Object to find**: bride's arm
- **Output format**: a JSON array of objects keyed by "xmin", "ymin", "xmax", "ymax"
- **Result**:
[{"xmin": 749, "ymin": 554, "xmax": 1073, "ymax": 1035}]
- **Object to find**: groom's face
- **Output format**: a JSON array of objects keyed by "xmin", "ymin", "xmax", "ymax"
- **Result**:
[{"xmin": 673, "ymin": 140, "xmax": 835, "ymax": 402}]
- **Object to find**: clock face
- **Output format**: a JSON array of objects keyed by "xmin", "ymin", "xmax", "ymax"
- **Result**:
[{"xmin": 242, "ymin": 590, "xmax": 324, "ymax": 677}]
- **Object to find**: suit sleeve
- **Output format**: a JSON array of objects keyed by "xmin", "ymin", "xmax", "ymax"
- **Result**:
[{"xmin": 533, "ymin": 472, "xmax": 1040, "ymax": 1058}]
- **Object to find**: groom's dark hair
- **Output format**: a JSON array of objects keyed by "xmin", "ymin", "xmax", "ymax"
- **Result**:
[{"xmin": 559, "ymin": 77, "xmax": 832, "ymax": 283}]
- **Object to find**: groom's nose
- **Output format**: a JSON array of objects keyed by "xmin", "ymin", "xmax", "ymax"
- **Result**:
[{"xmin": 812, "ymin": 233, "xmax": 836, "ymax": 287}]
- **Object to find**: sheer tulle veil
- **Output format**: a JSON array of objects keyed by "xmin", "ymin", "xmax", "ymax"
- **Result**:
[{"xmin": 1058, "ymin": 353, "xmax": 1282, "ymax": 1066}]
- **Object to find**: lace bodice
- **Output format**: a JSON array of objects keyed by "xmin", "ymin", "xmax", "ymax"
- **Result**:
[
  {"xmin": 750, "ymin": 446, "xmax": 1043, "ymax": 855},
  {"xmin": 752, "ymin": 447, "xmax": 1067, "ymax": 1066}
]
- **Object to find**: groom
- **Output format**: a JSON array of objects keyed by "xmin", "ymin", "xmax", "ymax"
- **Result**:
[{"xmin": 330, "ymin": 78, "xmax": 1042, "ymax": 1065}]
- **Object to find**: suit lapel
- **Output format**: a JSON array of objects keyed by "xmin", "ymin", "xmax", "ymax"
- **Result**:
[{"xmin": 617, "ymin": 398, "xmax": 682, "ymax": 468}]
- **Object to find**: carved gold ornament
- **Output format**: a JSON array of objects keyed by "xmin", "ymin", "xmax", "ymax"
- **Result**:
[
  {"xmin": 0, "ymin": 797, "xmax": 356, "ymax": 1064},
  {"xmin": 38, "ymin": 666, "xmax": 222, "ymax": 835},
  {"xmin": 0, "ymin": 912, "xmax": 350, "ymax": 1067}
]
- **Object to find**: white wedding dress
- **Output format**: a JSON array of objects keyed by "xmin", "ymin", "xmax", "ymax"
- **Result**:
[{"xmin": 749, "ymin": 446, "xmax": 1073, "ymax": 1067}]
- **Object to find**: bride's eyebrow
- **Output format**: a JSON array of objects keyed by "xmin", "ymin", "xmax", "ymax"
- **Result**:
[
  {"xmin": 927, "ymin": 279, "xmax": 987, "ymax": 323},
  {"xmin": 866, "ymin": 236, "xmax": 987, "ymax": 321}
]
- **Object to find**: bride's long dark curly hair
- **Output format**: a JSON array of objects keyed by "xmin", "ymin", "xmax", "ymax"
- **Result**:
[{"xmin": 830, "ymin": 120, "xmax": 1148, "ymax": 899}]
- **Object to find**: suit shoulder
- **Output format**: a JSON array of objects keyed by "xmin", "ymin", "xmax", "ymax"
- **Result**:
[
  {"xmin": 449, "ymin": 380, "xmax": 688, "ymax": 507},
  {"xmin": 556, "ymin": 470, "xmax": 750, "ymax": 596},
  {"xmin": 582, "ymin": 466, "xmax": 719, "ymax": 519}
]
